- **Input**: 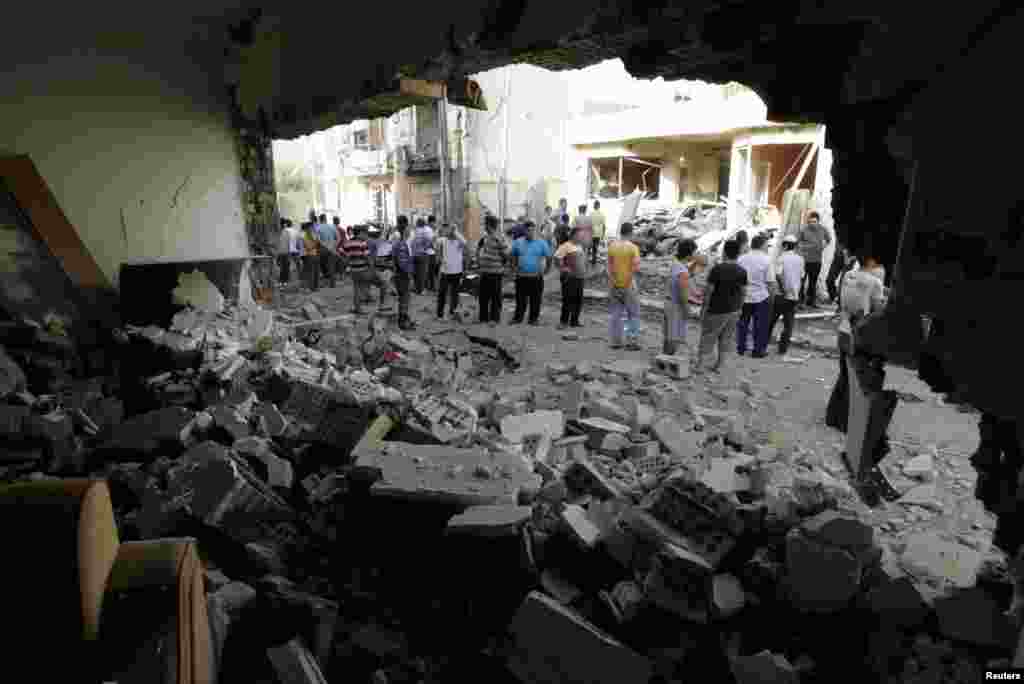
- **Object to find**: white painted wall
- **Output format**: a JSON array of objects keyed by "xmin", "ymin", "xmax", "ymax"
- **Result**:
[
  {"xmin": 0, "ymin": 51, "xmax": 247, "ymax": 286},
  {"xmin": 466, "ymin": 64, "xmax": 570, "ymax": 221}
]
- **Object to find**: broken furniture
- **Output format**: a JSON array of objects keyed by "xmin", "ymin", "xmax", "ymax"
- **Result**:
[{"xmin": 0, "ymin": 478, "xmax": 212, "ymax": 684}]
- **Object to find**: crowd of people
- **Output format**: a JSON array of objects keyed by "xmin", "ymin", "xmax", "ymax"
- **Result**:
[{"xmin": 276, "ymin": 206, "xmax": 877, "ymax": 389}]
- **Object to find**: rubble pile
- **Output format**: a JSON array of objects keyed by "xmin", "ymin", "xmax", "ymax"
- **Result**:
[{"xmin": 0, "ymin": 281, "xmax": 1015, "ymax": 684}]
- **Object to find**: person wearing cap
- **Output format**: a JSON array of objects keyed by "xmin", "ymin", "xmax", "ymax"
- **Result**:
[{"xmin": 767, "ymin": 234, "xmax": 805, "ymax": 356}]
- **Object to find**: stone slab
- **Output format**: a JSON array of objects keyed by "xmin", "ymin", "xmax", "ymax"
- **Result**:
[
  {"xmin": 508, "ymin": 591, "xmax": 652, "ymax": 684},
  {"xmin": 354, "ymin": 442, "xmax": 540, "ymax": 506},
  {"xmin": 446, "ymin": 504, "xmax": 532, "ymax": 536}
]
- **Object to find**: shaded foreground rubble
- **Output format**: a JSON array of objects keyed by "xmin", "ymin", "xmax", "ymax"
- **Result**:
[{"xmin": 0, "ymin": 286, "xmax": 1018, "ymax": 684}]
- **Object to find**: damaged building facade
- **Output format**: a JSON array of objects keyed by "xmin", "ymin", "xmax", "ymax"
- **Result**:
[{"xmin": 2, "ymin": 0, "xmax": 1024, "ymax": 682}]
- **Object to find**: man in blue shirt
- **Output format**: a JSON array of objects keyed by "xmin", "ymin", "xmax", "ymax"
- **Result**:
[
  {"xmin": 510, "ymin": 222, "xmax": 553, "ymax": 325},
  {"xmin": 315, "ymin": 213, "xmax": 339, "ymax": 288}
]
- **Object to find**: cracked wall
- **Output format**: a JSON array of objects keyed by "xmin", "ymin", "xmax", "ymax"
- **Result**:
[{"xmin": 0, "ymin": 50, "xmax": 249, "ymax": 287}]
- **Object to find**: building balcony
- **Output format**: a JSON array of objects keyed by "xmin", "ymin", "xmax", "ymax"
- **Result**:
[{"xmin": 344, "ymin": 148, "xmax": 389, "ymax": 176}]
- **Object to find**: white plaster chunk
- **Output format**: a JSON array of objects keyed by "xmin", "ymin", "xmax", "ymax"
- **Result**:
[{"xmin": 172, "ymin": 269, "xmax": 225, "ymax": 314}]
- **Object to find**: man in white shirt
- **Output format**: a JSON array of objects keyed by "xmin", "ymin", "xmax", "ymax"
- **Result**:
[
  {"xmin": 767, "ymin": 235, "xmax": 805, "ymax": 355},
  {"xmin": 826, "ymin": 246, "xmax": 887, "ymax": 433},
  {"xmin": 277, "ymin": 219, "xmax": 299, "ymax": 285},
  {"xmin": 436, "ymin": 223, "xmax": 466, "ymax": 320},
  {"xmin": 736, "ymin": 234, "xmax": 772, "ymax": 357}
]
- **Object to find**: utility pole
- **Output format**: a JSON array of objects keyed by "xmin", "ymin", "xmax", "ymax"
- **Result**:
[
  {"xmin": 499, "ymin": 65, "xmax": 512, "ymax": 226},
  {"xmin": 437, "ymin": 88, "xmax": 451, "ymax": 224}
]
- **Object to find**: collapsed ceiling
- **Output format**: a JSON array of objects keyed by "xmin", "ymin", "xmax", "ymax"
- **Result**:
[{"xmin": 217, "ymin": 0, "xmax": 1009, "ymax": 139}]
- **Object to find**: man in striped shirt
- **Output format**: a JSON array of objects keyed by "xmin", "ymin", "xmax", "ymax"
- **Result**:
[
  {"xmin": 340, "ymin": 224, "xmax": 387, "ymax": 315},
  {"xmin": 475, "ymin": 214, "xmax": 509, "ymax": 326}
]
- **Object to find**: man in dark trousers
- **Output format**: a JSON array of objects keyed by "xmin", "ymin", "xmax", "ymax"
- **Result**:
[
  {"xmin": 510, "ymin": 222, "xmax": 553, "ymax": 325},
  {"xmin": 436, "ymin": 223, "xmax": 467, "ymax": 321},
  {"xmin": 391, "ymin": 216, "xmax": 416, "ymax": 330},
  {"xmin": 693, "ymin": 239, "xmax": 747, "ymax": 377},
  {"xmin": 797, "ymin": 211, "xmax": 832, "ymax": 307},
  {"xmin": 768, "ymin": 234, "xmax": 805, "ymax": 355},
  {"xmin": 475, "ymin": 215, "xmax": 509, "ymax": 327}
]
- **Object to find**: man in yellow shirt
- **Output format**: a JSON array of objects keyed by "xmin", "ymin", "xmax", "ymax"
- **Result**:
[
  {"xmin": 606, "ymin": 222, "xmax": 642, "ymax": 350},
  {"xmin": 589, "ymin": 200, "xmax": 607, "ymax": 266}
]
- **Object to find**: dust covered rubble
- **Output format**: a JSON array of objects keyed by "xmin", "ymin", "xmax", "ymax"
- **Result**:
[{"xmin": 0, "ymin": 283, "xmax": 1014, "ymax": 684}]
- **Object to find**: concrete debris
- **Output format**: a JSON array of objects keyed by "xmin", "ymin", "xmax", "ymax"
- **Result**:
[
  {"xmin": 507, "ymin": 592, "xmax": 652, "ymax": 684},
  {"xmin": 446, "ymin": 504, "xmax": 532, "ymax": 536},
  {"xmin": 899, "ymin": 532, "xmax": 983, "ymax": 588},
  {"xmin": 355, "ymin": 442, "xmax": 541, "ymax": 506},
  {"xmin": 0, "ymin": 273, "xmax": 1002, "ymax": 684},
  {"xmin": 501, "ymin": 409, "xmax": 564, "ymax": 444},
  {"xmin": 903, "ymin": 450, "xmax": 936, "ymax": 481},
  {"xmin": 934, "ymin": 588, "xmax": 1017, "ymax": 649},
  {"xmin": 730, "ymin": 651, "xmax": 799, "ymax": 684},
  {"xmin": 785, "ymin": 512, "xmax": 877, "ymax": 613},
  {"xmin": 172, "ymin": 270, "xmax": 226, "ymax": 313},
  {"xmin": 0, "ymin": 345, "xmax": 27, "ymax": 397}
]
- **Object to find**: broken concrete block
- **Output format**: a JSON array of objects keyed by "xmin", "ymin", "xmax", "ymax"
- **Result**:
[
  {"xmin": 541, "ymin": 569, "xmax": 583, "ymax": 605},
  {"xmin": 586, "ymin": 397, "xmax": 632, "ymax": 426},
  {"xmin": 267, "ymin": 637, "xmax": 329, "ymax": 684},
  {"xmin": 22, "ymin": 409, "xmax": 72, "ymax": 442},
  {"xmin": 211, "ymin": 405, "xmax": 251, "ymax": 443},
  {"xmin": 624, "ymin": 441, "xmax": 660, "ymax": 463},
  {"xmin": 537, "ymin": 480, "xmax": 568, "ymax": 505},
  {"xmin": 651, "ymin": 414, "xmax": 699, "ymax": 463},
  {"xmin": 0, "ymin": 346, "xmax": 27, "ymax": 398},
  {"xmin": 508, "ymin": 592, "xmax": 652, "ymax": 684},
  {"xmin": 172, "ymin": 269, "xmax": 225, "ymax": 313},
  {"xmin": 700, "ymin": 455, "xmax": 754, "ymax": 494},
  {"xmin": 0, "ymin": 404, "xmax": 30, "ymax": 437},
  {"xmin": 102, "ymin": 407, "xmax": 195, "ymax": 457},
  {"xmin": 602, "ymin": 360, "xmax": 650, "ymax": 383},
  {"xmin": 546, "ymin": 361, "xmax": 574, "ymax": 378},
  {"xmin": 900, "ymin": 532, "xmax": 983, "ymax": 588},
  {"xmin": 599, "ymin": 432, "xmax": 632, "ymax": 455},
  {"xmin": 565, "ymin": 457, "xmax": 622, "ymax": 500},
  {"xmin": 355, "ymin": 442, "xmax": 540, "ymax": 506},
  {"xmin": 446, "ymin": 504, "xmax": 532, "ymax": 536},
  {"xmin": 562, "ymin": 504, "xmax": 603, "ymax": 548},
  {"xmin": 625, "ymin": 399, "xmax": 655, "ymax": 431},
  {"xmin": 801, "ymin": 511, "xmax": 875, "ymax": 554},
  {"xmin": 865, "ymin": 575, "xmax": 931, "ymax": 629},
  {"xmin": 246, "ymin": 307, "xmax": 274, "ymax": 340},
  {"xmin": 654, "ymin": 354, "xmax": 689, "ymax": 380},
  {"xmin": 712, "ymin": 573, "xmax": 746, "ymax": 619},
  {"xmin": 491, "ymin": 400, "xmax": 527, "ymax": 425},
  {"xmin": 148, "ymin": 440, "xmax": 293, "ymax": 540},
  {"xmin": 573, "ymin": 360, "xmax": 596, "ymax": 380},
  {"xmin": 302, "ymin": 303, "xmax": 323, "ymax": 320},
  {"xmin": 254, "ymin": 402, "xmax": 289, "ymax": 437},
  {"xmin": 501, "ymin": 409, "xmax": 564, "ymax": 444},
  {"xmin": 561, "ymin": 382, "xmax": 585, "ymax": 421},
  {"xmin": 903, "ymin": 451, "xmax": 936, "ymax": 481},
  {"xmin": 934, "ymin": 587, "xmax": 1017, "ymax": 649},
  {"xmin": 730, "ymin": 651, "xmax": 799, "ymax": 684},
  {"xmin": 785, "ymin": 528, "xmax": 862, "ymax": 613}
]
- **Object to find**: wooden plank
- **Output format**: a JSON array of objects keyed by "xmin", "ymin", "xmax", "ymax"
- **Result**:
[
  {"xmin": 398, "ymin": 78, "xmax": 444, "ymax": 100},
  {"xmin": 0, "ymin": 155, "xmax": 110, "ymax": 290},
  {"xmin": 15, "ymin": 171, "xmax": 106, "ymax": 278}
]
